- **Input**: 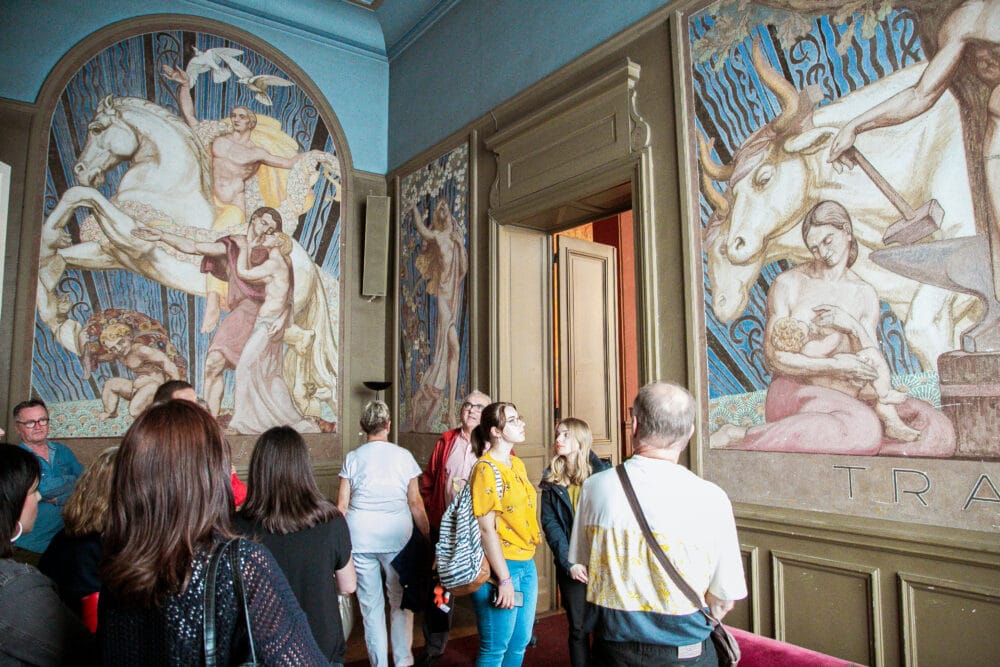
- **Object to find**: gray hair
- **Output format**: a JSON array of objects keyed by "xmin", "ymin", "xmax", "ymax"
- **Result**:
[
  {"xmin": 360, "ymin": 400, "xmax": 391, "ymax": 435},
  {"xmin": 632, "ymin": 382, "xmax": 695, "ymax": 448}
]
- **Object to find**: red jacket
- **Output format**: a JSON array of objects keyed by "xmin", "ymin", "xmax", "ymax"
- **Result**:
[{"xmin": 419, "ymin": 428, "xmax": 463, "ymax": 530}]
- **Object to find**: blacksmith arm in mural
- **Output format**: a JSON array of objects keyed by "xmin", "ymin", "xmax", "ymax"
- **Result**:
[
  {"xmin": 827, "ymin": 0, "xmax": 1000, "ymax": 346},
  {"xmin": 37, "ymin": 92, "xmax": 340, "ymax": 421}
]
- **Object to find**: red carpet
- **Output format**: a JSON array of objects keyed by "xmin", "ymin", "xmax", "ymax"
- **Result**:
[{"xmin": 345, "ymin": 612, "xmax": 569, "ymax": 667}]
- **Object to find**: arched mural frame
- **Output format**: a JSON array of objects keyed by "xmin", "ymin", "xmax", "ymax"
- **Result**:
[{"xmin": 11, "ymin": 14, "xmax": 353, "ymax": 460}]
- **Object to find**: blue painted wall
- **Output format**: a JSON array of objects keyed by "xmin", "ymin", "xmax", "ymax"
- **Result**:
[
  {"xmin": 1, "ymin": 0, "xmax": 389, "ymax": 173},
  {"xmin": 387, "ymin": 0, "xmax": 669, "ymax": 169}
]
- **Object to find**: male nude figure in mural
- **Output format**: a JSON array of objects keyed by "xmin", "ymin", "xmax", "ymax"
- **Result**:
[
  {"xmin": 162, "ymin": 64, "xmax": 304, "ymax": 332},
  {"xmin": 132, "ymin": 207, "xmax": 278, "ymax": 418},
  {"xmin": 97, "ymin": 323, "xmax": 182, "ymax": 420},
  {"xmin": 407, "ymin": 200, "xmax": 468, "ymax": 432},
  {"xmin": 711, "ymin": 201, "xmax": 956, "ymax": 457},
  {"xmin": 829, "ymin": 0, "xmax": 1000, "ymax": 291}
]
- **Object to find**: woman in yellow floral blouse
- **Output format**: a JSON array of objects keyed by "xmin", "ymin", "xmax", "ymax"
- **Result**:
[{"xmin": 469, "ymin": 402, "xmax": 541, "ymax": 667}]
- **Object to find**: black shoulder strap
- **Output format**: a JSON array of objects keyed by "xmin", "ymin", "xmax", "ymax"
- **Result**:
[
  {"xmin": 615, "ymin": 464, "xmax": 721, "ymax": 628},
  {"xmin": 203, "ymin": 540, "xmax": 228, "ymax": 667},
  {"xmin": 228, "ymin": 538, "xmax": 258, "ymax": 664}
]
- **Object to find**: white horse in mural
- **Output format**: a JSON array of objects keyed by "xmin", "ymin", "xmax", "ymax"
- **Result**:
[{"xmin": 39, "ymin": 95, "xmax": 338, "ymax": 414}]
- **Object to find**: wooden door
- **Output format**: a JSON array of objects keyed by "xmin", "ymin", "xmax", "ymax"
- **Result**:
[
  {"xmin": 493, "ymin": 223, "xmax": 556, "ymax": 610},
  {"xmin": 557, "ymin": 236, "xmax": 621, "ymax": 464}
]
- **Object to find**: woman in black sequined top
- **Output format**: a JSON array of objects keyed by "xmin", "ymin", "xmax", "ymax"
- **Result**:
[{"xmin": 98, "ymin": 400, "xmax": 326, "ymax": 665}]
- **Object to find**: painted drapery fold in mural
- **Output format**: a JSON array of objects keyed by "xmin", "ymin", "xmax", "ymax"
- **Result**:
[
  {"xmin": 37, "ymin": 28, "xmax": 342, "ymax": 437},
  {"xmin": 398, "ymin": 143, "xmax": 471, "ymax": 434}
]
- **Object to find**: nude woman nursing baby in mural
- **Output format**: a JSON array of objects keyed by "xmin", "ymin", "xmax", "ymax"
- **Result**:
[{"xmin": 711, "ymin": 201, "xmax": 957, "ymax": 457}]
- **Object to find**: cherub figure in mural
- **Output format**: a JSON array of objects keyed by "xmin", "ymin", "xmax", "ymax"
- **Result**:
[
  {"xmin": 711, "ymin": 201, "xmax": 957, "ymax": 456},
  {"xmin": 228, "ymin": 230, "xmax": 320, "ymax": 434},
  {"xmin": 162, "ymin": 63, "xmax": 308, "ymax": 333},
  {"xmin": 132, "ymin": 207, "xmax": 284, "ymax": 422},
  {"xmin": 406, "ymin": 200, "xmax": 468, "ymax": 432},
  {"xmin": 77, "ymin": 309, "xmax": 186, "ymax": 420},
  {"xmin": 828, "ymin": 0, "xmax": 1000, "ymax": 291}
]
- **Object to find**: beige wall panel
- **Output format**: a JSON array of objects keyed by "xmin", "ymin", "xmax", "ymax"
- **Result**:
[
  {"xmin": 727, "ymin": 545, "xmax": 760, "ymax": 633},
  {"xmin": 900, "ymin": 573, "xmax": 1000, "ymax": 667},
  {"xmin": 772, "ymin": 550, "xmax": 883, "ymax": 666}
]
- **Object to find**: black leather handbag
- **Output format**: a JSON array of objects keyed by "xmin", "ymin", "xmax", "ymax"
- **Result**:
[{"xmin": 616, "ymin": 465, "xmax": 741, "ymax": 667}]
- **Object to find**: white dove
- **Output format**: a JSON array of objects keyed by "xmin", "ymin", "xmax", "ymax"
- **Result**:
[
  {"xmin": 185, "ymin": 47, "xmax": 247, "ymax": 84},
  {"xmin": 216, "ymin": 52, "xmax": 294, "ymax": 106}
]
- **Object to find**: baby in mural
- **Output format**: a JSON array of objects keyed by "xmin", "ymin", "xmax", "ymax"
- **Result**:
[
  {"xmin": 96, "ymin": 323, "xmax": 183, "ymax": 420},
  {"xmin": 770, "ymin": 314, "xmax": 918, "ymax": 442}
]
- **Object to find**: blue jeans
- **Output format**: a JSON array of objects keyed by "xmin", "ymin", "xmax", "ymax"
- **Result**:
[
  {"xmin": 470, "ymin": 558, "xmax": 537, "ymax": 667},
  {"xmin": 593, "ymin": 636, "xmax": 717, "ymax": 667}
]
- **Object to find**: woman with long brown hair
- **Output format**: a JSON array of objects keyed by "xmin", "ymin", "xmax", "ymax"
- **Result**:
[
  {"xmin": 468, "ymin": 402, "xmax": 542, "ymax": 667},
  {"xmin": 98, "ymin": 400, "xmax": 324, "ymax": 664},
  {"xmin": 236, "ymin": 426, "xmax": 357, "ymax": 666}
]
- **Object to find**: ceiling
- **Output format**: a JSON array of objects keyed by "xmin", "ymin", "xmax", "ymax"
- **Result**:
[{"xmin": 363, "ymin": 0, "xmax": 454, "ymax": 56}]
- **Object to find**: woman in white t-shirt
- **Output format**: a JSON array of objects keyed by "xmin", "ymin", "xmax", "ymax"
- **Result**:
[{"xmin": 338, "ymin": 401, "xmax": 430, "ymax": 667}]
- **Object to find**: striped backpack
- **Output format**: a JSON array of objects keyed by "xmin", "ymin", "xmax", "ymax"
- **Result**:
[{"xmin": 435, "ymin": 460, "xmax": 504, "ymax": 595}]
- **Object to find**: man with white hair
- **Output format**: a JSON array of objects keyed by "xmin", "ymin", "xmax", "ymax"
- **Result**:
[
  {"xmin": 569, "ymin": 382, "xmax": 746, "ymax": 666},
  {"xmin": 416, "ymin": 389, "xmax": 491, "ymax": 666}
]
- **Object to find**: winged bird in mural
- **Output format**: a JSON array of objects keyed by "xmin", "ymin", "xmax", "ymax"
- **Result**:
[
  {"xmin": 184, "ymin": 47, "xmax": 248, "ymax": 84},
  {"xmin": 215, "ymin": 51, "xmax": 294, "ymax": 106}
]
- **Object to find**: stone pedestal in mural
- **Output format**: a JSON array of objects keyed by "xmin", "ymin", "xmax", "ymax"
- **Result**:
[{"xmin": 938, "ymin": 351, "xmax": 1000, "ymax": 458}]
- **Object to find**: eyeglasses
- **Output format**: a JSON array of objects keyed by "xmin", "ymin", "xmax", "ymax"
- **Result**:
[
  {"xmin": 462, "ymin": 402, "xmax": 487, "ymax": 412},
  {"xmin": 17, "ymin": 418, "xmax": 50, "ymax": 429}
]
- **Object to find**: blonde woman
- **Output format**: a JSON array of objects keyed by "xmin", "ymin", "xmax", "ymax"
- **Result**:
[
  {"xmin": 39, "ymin": 447, "xmax": 119, "ymax": 631},
  {"xmin": 539, "ymin": 418, "xmax": 609, "ymax": 667}
]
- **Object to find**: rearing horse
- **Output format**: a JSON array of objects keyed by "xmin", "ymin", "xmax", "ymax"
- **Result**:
[{"xmin": 39, "ymin": 96, "xmax": 217, "ymax": 352}]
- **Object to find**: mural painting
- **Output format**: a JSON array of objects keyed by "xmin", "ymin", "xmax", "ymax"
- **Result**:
[
  {"xmin": 679, "ymin": 0, "xmax": 1000, "ymax": 530},
  {"xmin": 36, "ymin": 28, "xmax": 342, "ymax": 437},
  {"xmin": 398, "ymin": 143, "xmax": 471, "ymax": 433}
]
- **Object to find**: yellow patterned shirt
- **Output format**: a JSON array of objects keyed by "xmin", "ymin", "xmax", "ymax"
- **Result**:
[{"xmin": 470, "ymin": 453, "xmax": 542, "ymax": 561}]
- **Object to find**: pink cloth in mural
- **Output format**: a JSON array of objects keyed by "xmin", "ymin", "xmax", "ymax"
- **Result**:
[
  {"xmin": 737, "ymin": 376, "xmax": 955, "ymax": 457},
  {"xmin": 202, "ymin": 236, "xmax": 268, "ymax": 367}
]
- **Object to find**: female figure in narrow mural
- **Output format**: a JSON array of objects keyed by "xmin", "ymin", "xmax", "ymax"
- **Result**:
[
  {"xmin": 711, "ymin": 201, "xmax": 956, "ymax": 456},
  {"xmin": 406, "ymin": 200, "xmax": 468, "ymax": 432}
]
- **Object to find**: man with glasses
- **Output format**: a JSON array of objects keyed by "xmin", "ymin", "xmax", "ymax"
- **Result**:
[
  {"xmin": 12, "ymin": 399, "xmax": 83, "ymax": 563},
  {"xmin": 416, "ymin": 390, "xmax": 491, "ymax": 666}
]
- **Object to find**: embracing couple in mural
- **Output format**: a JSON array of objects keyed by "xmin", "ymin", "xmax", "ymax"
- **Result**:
[{"xmin": 36, "ymin": 43, "xmax": 340, "ymax": 435}]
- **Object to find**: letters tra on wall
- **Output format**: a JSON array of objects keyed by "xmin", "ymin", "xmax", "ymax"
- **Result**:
[
  {"xmin": 36, "ymin": 25, "xmax": 343, "ymax": 437},
  {"xmin": 397, "ymin": 143, "xmax": 471, "ymax": 434},
  {"xmin": 678, "ymin": 0, "xmax": 1000, "ymax": 531}
]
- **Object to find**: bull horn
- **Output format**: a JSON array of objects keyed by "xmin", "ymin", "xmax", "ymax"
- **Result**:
[
  {"xmin": 701, "ymin": 170, "xmax": 729, "ymax": 219},
  {"xmin": 697, "ymin": 135, "xmax": 733, "ymax": 182},
  {"xmin": 751, "ymin": 40, "xmax": 800, "ymax": 133}
]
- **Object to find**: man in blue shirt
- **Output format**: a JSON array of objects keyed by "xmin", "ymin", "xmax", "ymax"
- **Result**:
[{"xmin": 12, "ymin": 399, "xmax": 83, "ymax": 563}]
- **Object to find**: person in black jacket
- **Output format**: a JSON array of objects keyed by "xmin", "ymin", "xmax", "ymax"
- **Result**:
[{"xmin": 539, "ymin": 418, "xmax": 610, "ymax": 667}]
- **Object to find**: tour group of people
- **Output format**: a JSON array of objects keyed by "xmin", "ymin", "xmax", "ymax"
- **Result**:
[{"xmin": 0, "ymin": 374, "xmax": 745, "ymax": 667}]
